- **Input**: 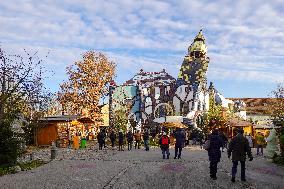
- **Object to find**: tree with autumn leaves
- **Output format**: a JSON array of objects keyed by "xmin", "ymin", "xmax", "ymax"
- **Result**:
[
  {"xmin": 269, "ymin": 83, "xmax": 284, "ymax": 163},
  {"xmin": 58, "ymin": 51, "xmax": 116, "ymax": 126}
]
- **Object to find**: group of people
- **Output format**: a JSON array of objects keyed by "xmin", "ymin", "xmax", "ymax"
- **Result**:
[
  {"xmin": 97, "ymin": 129, "xmax": 150, "ymax": 151},
  {"xmin": 207, "ymin": 128, "xmax": 253, "ymax": 182},
  {"xmin": 73, "ymin": 126, "xmax": 263, "ymax": 183},
  {"xmin": 159, "ymin": 128, "xmax": 186, "ymax": 159}
]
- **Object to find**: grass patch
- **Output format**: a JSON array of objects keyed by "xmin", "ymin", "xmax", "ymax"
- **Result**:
[
  {"xmin": 0, "ymin": 160, "xmax": 46, "ymax": 176},
  {"xmin": 18, "ymin": 160, "xmax": 46, "ymax": 171},
  {"xmin": 0, "ymin": 167, "xmax": 16, "ymax": 176}
]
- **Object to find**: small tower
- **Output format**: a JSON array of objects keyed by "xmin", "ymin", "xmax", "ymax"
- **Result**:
[{"xmin": 177, "ymin": 29, "xmax": 210, "ymax": 90}]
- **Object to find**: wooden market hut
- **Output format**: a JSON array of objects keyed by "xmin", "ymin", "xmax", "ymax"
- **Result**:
[
  {"xmin": 36, "ymin": 115, "xmax": 79, "ymax": 146},
  {"xmin": 227, "ymin": 118, "xmax": 254, "ymax": 138},
  {"xmin": 36, "ymin": 115, "xmax": 96, "ymax": 147}
]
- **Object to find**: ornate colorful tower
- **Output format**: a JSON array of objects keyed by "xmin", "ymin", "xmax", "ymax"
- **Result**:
[{"xmin": 177, "ymin": 29, "xmax": 210, "ymax": 91}]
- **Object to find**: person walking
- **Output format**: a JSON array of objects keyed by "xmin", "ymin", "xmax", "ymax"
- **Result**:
[
  {"xmin": 143, "ymin": 129, "xmax": 150, "ymax": 151},
  {"xmin": 134, "ymin": 130, "xmax": 142, "ymax": 149},
  {"xmin": 102, "ymin": 129, "xmax": 106, "ymax": 148},
  {"xmin": 255, "ymin": 132, "xmax": 266, "ymax": 155},
  {"xmin": 109, "ymin": 129, "xmax": 116, "ymax": 148},
  {"xmin": 118, "ymin": 129, "xmax": 124, "ymax": 151},
  {"xmin": 73, "ymin": 133, "xmax": 80, "ymax": 150},
  {"xmin": 185, "ymin": 131, "xmax": 189, "ymax": 146},
  {"xmin": 228, "ymin": 129, "xmax": 253, "ymax": 182},
  {"xmin": 245, "ymin": 133, "xmax": 253, "ymax": 149},
  {"xmin": 207, "ymin": 129, "xmax": 223, "ymax": 180},
  {"xmin": 97, "ymin": 130, "xmax": 104, "ymax": 150},
  {"xmin": 127, "ymin": 130, "xmax": 134, "ymax": 151},
  {"xmin": 159, "ymin": 132, "xmax": 170, "ymax": 159},
  {"xmin": 174, "ymin": 128, "xmax": 185, "ymax": 159}
]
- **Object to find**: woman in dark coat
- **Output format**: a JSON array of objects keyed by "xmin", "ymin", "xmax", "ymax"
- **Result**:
[
  {"xmin": 109, "ymin": 129, "xmax": 116, "ymax": 148},
  {"xmin": 208, "ymin": 129, "xmax": 223, "ymax": 180},
  {"xmin": 118, "ymin": 129, "xmax": 124, "ymax": 151}
]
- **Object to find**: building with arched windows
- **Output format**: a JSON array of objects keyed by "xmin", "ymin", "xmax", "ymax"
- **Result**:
[{"xmin": 109, "ymin": 30, "xmax": 217, "ymax": 131}]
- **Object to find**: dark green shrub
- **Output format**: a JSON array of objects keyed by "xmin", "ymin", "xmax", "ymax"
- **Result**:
[
  {"xmin": 0, "ymin": 119, "xmax": 24, "ymax": 167},
  {"xmin": 279, "ymin": 134, "xmax": 284, "ymax": 159}
]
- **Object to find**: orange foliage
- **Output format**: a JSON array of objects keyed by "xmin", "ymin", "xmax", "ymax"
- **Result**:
[{"xmin": 58, "ymin": 51, "xmax": 116, "ymax": 125}]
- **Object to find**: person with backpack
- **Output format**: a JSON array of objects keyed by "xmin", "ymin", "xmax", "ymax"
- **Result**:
[
  {"xmin": 228, "ymin": 129, "xmax": 253, "ymax": 182},
  {"xmin": 127, "ymin": 130, "xmax": 133, "ymax": 151},
  {"xmin": 159, "ymin": 132, "xmax": 170, "ymax": 159},
  {"xmin": 207, "ymin": 129, "xmax": 223, "ymax": 180}
]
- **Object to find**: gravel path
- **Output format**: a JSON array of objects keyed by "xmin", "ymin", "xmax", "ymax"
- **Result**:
[{"xmin": 1, "ymin": 144, "xmax": 283, "ymax": 189}]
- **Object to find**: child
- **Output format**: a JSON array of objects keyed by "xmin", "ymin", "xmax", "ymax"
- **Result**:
[{"xmin": 159, "ymin": 132, "xmax": 170, "ymax": 159}]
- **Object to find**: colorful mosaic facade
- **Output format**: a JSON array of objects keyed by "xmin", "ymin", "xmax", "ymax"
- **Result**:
[
  {"xmin": 110, "ymin": 30, "xmax": 211, "ymax": 129},
  {"xmin": 178, "ymin": 29, "xmax": 209, "ymax": 91}
]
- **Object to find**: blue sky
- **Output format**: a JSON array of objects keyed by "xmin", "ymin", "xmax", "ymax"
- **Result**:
[{"xmin": 0, "ymin": 0, "xmax": 283, "ymax": 98}]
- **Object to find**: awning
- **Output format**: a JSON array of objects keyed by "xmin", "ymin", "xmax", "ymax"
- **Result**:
[
  {"xmin": 227, "ymin": 118, "xmax": 253, "ymax": 127},
  {"xmin": 160, "ymin": 122, "xmax": 187, "ymax": 129}
]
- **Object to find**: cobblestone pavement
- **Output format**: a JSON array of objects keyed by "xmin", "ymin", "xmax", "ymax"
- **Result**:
[{"xmin": 1, "ymin": 143, "xmax": 283, "ymax": 189}]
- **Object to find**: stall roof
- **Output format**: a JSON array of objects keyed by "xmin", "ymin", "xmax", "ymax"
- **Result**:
[
  {"xmin": 227, "ymin": 118, "xmax": 253, "ymax": 127},
  {"xmin": 39, "ymin": 115, "xmax": 79, "ymax": 122}
]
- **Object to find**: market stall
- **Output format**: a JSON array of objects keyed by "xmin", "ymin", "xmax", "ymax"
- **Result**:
[{"xmin": 227, "ymin": 118, "xmax": 253, "ymax": 137}]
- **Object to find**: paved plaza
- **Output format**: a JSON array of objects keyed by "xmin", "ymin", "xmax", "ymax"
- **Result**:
[{"xmin": 0, "ymin": 144, "xmax": 283, "ymax": 189}]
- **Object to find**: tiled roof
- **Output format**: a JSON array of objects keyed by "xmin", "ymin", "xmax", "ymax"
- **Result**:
[
  {"xmin": 124, "ymin": 69, "xmax": 176, "ymax": 87},
  {"xmin": 228, "ymin": 98, "xmax": 280, "ymax": 114}
]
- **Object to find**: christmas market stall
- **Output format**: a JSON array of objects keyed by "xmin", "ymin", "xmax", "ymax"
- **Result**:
[
  {"xmin": 37, "ymin": 115, "xmax": 97, "ymax": 147},
  {"xmin": 37, "ymin": 115, "xmax": 79, "ymax": 147},
  {"xmin": 227, "ymin": 118, "xmax": 253, "ymax": 137}
]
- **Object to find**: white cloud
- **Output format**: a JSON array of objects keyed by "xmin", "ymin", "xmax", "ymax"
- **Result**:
[{"xmin": 0, "ymin": 0, "xmax": 283, "ymax": 97}]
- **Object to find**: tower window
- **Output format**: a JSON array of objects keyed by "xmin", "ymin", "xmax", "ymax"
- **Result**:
[{"xmin": 194, "ymin": 51, "xmax": 200, "ymax": 58}]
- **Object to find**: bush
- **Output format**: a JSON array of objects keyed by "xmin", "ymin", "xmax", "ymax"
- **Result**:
[
  {"xmin": 0, "ymin": 119, "xmax": 24, "ymax": 167},
  {"xmin": 272, "ymin": 153, "xmax": 284, "ymax": 166},
  {"xmin": 279, "ymin": 134, "xmax": 284, "ymax": 159}
]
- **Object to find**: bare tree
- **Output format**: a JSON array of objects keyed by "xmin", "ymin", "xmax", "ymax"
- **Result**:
[{"xmin": 0, "ymin": 47, "xmax": 51, "ymax": 123}]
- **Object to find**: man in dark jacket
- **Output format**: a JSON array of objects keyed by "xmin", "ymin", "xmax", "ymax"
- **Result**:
[
  {"xmin": 159, "ymin": 132, "xmax": 170, "ymax": 159},
  {"xmin": 109, "ymin": 129, "xmax": 116, "ymax": 148},
  {"xmin": 118, "ymin": 129, "xmax": 124, "ymax": 151},
  {"xmin": 143, "ymin": 129, "xmax": 150, "ymax": 151},
  {"xmin": 174, "ymin": 128, "xmax": 185, "ymax": 159},
  {"xmin": 208, "ymin": 129, "xmax": 223, "ymax": 180},
  {"xmin": 97, "ymin": 130, "xmax": 105, "ymax": 150},
  {"xmin": 228, "ymin": 129, "xmax": 253, "ymax": 182},
  {"xmin": 127, "ymin": 130, "xmax": 133, "ymax": 151}
]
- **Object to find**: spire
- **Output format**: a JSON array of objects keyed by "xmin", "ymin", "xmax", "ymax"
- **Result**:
[
  {"xmin": 194, "ymin": 29, "xmax": 205, "ymax": 42},
  {"xmin": 188, "ymin": 29, "xmax": 207, "ymax": 56}
]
